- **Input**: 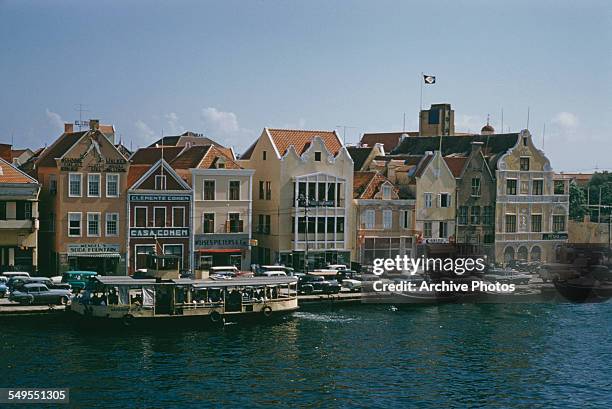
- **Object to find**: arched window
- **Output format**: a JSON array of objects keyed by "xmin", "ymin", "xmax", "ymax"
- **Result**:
[
  {"xmin": 517, "ymin": 246, "xmax": 528, "ymax": 261},
  {"xmin": 504, "ymin": 246, "xmax": 515, "ymax": 264},
  {"xmin": 530, "ymin": 246, "xmax": 541, "ymax": 262}
]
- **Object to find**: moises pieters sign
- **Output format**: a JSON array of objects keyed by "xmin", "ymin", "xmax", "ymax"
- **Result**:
[{"xmin": 194, "ymin": 234, "xmax": 249, "ymax": 249}]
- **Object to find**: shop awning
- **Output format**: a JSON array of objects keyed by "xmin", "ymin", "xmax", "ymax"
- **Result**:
[
  {"xmin": 196, "ymin": 249, "xmax": 242, "ymax": 253},
  {"xmin": 68, "ymin": 253, "xmax": 121, "ymax": 258}
]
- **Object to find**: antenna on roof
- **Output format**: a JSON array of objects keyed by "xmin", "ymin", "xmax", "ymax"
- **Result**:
[
  {"xmin": 526, "ymin": 107, "xmax": 530, "ymax": 130},
  {"xmin": 161, "ymin": 128, "xmax": 164, "ymax": 176},
  {"xmin": 336, "ymin": 125, "xmax": 357, "ymax": 145},
  {"xmin": 542, "ymin": 123, "xmax": 546, "ymax": 150},
  {"xmin": 501, "ymin": 107, "xmax": 504, "ymax": 134},
  {"xmin": 74, "ymin": 103, "xmax": 90, "ymax": 130},
  {"xmin": 402, "ymin": 113, "xmax": 406, "ymax": 132}
]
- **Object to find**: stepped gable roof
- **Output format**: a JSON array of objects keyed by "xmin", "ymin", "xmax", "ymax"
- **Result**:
[
  {"xmin": 347, "ymin": 146, "xmax": 373, "ymax": 170},
  {"xmin": 242, "ymin": 128, "xmax": 343, "ymax": 160}
]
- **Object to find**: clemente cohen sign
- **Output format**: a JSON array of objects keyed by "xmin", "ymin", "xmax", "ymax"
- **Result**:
[{"xmin": 129, "ymin": 194, "xmax": 190, "ymax": 202}]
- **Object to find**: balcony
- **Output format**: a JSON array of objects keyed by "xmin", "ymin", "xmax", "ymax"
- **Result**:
[{"xmin": 0, "ymin": 218, "xmax": 34, "ymax": 230}]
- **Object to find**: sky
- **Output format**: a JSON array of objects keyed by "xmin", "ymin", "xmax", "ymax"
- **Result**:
[{"xmin": 0, "ymin": 0, "xmax": 610, "ymax": 171}]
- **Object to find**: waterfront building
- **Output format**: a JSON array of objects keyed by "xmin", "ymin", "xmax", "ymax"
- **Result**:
[
  {"xmin": 347, "ymin": 144, "xmax": 385, "ymax": 171},
  {"xmin": 240, "ymin": 128, "xmax": 354, "ymax": 271},
  {"xmin": 127, "ymin": 159, "xmax": 192, "ymax": 274},
  {"xmin": 0, "ymin": 156, "xmax": 40, "ymax": 272},
  {"xmin": 359, "ymin": 132, "xmax": 417, "ymax": 154},
  {"xmin": 189, "ymin": 145, "xmax": 254, "ymax": 272},
  {"xmin": 353, "ymin": 171, "xmax": 417, "ymax": 272},
  {"xmin": 494, "ymin": 130, "xmax": 569, "ymax": 263},
  {"xmin": 411, "ymin": 151, "xmax": 457, "ymax": 249},
  {"xmin": 34, "ymin": 120, "xmax": 129, "ymax": 275},
  {"xmin": 454, "ymin": 140, "xmax": 497, "ymax": 258}
]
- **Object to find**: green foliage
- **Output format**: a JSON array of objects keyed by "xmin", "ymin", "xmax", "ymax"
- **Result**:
[
  {"xmin": 569, "ymin": 181, "xmax": 586, "ymax": 221},
  {"xmin": 585, "ymin": 172, "xmax": 612, "ymax": 222}
]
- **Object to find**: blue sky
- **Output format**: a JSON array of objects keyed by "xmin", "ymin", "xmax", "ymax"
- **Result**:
[{"xmin": 1, "ymin": 0, "xmax": 610, "ymax": 171}]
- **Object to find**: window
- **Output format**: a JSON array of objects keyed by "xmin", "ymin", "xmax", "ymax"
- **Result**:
[
  {"xmin": 134, "ymin": 207, "xmax": 147, "ymax": 227},
  {"xmin": 531, "ymin": 214, "xmax": 542, "ymax": 232},
  {"xmin": 553, "ymin": 215, "xmax": 566, "ymax": 232},
  {"xmin": 155, "ymin": 175, "xmax": 166, "ymax": 190},
  {"xmin": 423, "ymin": 222, "xmax": 432, "ymax": 238},
  {"xmin": 483, "ymin": 206, "xmax": 494, "ymax": 225},
  {"xmin": 228, "ymin": 213, "xmax": 242, "ymax": 233},
  {"xmin": 229, "ymin": 181, "xmax": 240, "ymax": 200},
  {"xmin": 262, "ymin": 150, "xmax": 267, "ymax": 160},
  {"xmin": 520, "ymin": 157, "xmax": 530, "ymax": 171},
  {"xmin": 318, "ymin": 183, "xmax": 326, "ymax": 201},
  {"xmin": 363, "ymin": 209, "xmax": 375, "ymax": 229},
  {"xmin": 259, "ymin": 181, "xmax": 265, "ymax": 200},
  {"xmin": 533, "ymin": 180, "xmax": 543, "ymax": 195},
  {"xmin": 440, "ymin": 193, "xmax": 451, "ymax": 208},
  {"xmin": 265, "ymin": 215, "xmax": 271, "ymax": 234},
  {"xmin": 106, "ymin": 174, "xmax": 119, "ymax": 197},
  {"xmin": 317, "ymin": 217, "xmax": 325, "ymax": 233},
  {"xmin": 554, "ymin": 180, "xmax": 565, "ymax": 195},
  {"xmin": 68, "ymin": 212, "xmax": 81, "ymax": 237},
  {"xmin": 470, "ymin": 206, "xmax": 481, "ymax": 225},
  {"xmin": 506, "ymin": 179, "xmax": 517, "ymax": 195},
  {"xmin": 458, "ymin": 206, "xmax": 468, "ymax": 225},
  {"xmin": 87, "ymin": 213, "xmax": 100, "ymax": 237},
  {"xmin": 336, "ymin": 217, "xmax": 345, "ymax": 233},
  {"xmin": 16, "ymin": 201, "xmax": 31, "ymax": 220},
  {"xmin": 505, "ymin": 214, "xmax": 517, "ymax": 233},
  {"xmin": 327, "ymin": 217, "xmax": 335, "ymax": 234},
  {"xmin": 520, "ymin": 180, "xmax": 529, "ymax": 195},
  {"xmin": 154, "ymin": 207, "xmax": 166, "ymax": 227},
  {"xmin": 49, "ymin": 175, "xmax": 57, "ymax": 195},
  {"xmin": 106, "ymin": 213, "xmax": 119, "ymax": 236},
  {"xmin": 172, "ymin": 207, "xmax": 185, "ymax": 227},
  {"xmin": 401, "ymin": 210, "xmax": 411, "ymax": 229},
  {"xmin": 0, "ymin": 202, "xmax": 5, "ymax": 220},
  {"xmin": 424, "ymin": 193, "xmax": 433, "ymax": 208},
  {"xmin": 315, "ymin": 151, "xmax": 321, "ymax": 161},
  {"xmin": 87, "ymin": 174, "xmax": 100, "ymax": 197},
  {"xmin": 439, "ymin": 222, "xmax": 448, "ymax": 238},
  {"xmin": 471, "ymin": 178, "xmax": 481, "ymax": 197},
  {"xmin": 203, "ymin": 180, "xmax": 215, "ymax": 200},
  {"xmin": 203, "ymin": 213, "xmax": 215, "ymax": 233},
  {"xmin": 69, "ymin": 173, "xmax": 82, "ymax": 197},
  {"xmin": 265, "ymin": 181, "xmax": 271, "ymax": 200},
  {"xmin": 383, "ymin": 210, "xmax": 392, "ymax": 229},
  {"xmin": 382, "ymin": 185, "xmax": 392, "ymax": 200}
]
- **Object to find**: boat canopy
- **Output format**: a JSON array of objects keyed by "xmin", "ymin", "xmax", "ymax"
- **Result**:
[{"xmin": 93, "ymin": 276, "xmax": 297, "ymax": 288}]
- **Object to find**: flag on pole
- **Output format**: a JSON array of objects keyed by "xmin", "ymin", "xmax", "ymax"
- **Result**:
[{"xmin": 423, "ymin": 75, "xmax": 436, "ymax": 84}]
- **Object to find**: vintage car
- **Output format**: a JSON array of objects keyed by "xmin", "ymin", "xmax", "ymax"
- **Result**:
[
  {"xmin": 0, "ymin": 282, "xmax": 7, "ymax": 297},
  {"xmin": 297, "ymin": 274, "xmax": 341, "ymax": 295},
  {"xmin": 341, "ymin": 278, "xmax": 362, "ymax": 292},
  {"xmin": 62, "ymin": 271, "xmax": 98, "ymax": 291},
  {"xmin": 8, "ymin": 283, "xmax": 72, "ymax": 305}
]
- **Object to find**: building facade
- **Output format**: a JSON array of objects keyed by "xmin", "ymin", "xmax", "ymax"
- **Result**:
[
  {"xmin": 0, "ymin": 157, "xmax": 40, "ymax": 272},
  {"xmin": 35, "ymin": 120, "xmax": 129, "ymax": 275},
  {"xmin": 240, "ymin": 128, "xmax": 354, "ymax": 271},
  {"xmin": 495, "ymin": 130, "xmax": 569, "ymax": 264},
  {"xmin": 353, "ymin": 171, "xmax": 417, "ymax": 272},
  {"xmin": 127, "ymin": 159, "xmax": 192, "ymax": 274},
  {"xmin": 412, "ymin": 151, "xmax": 457, "ymax": 247},
  {"xmin": 455, "ymin": 141, "xmax": 497, "ymax": 258},
  {"xmin": 191, "ymin": 148, "xmax": 253, "ymax": 272}
]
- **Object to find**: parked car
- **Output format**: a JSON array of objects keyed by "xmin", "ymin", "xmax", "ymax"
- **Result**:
[
  {"xmin": 2, "ymin": 271, "xmax": 30, "ymax": 279},
  {"xmin": 341, "ymin": 278, "xmax": 362, "ymax": 292},
  {"xmin": 256, "ymin": 265, "xmax": 294, "ymax": 276},
  {"xmin": 8, "ymin": 283, "xmax": 72, "ymax": 305},
  {"xmin": 260, "ymin": 271, "xmax": 287, "ymax": 277},
  {"xmin": 62, "ymin": 271, "xmax": 98, "ymax": 291},
  {"xmin": 298, "ymin": 274, "xmax": 341, "ymax": 295},
  {"xmin": 209, "ymin": 266, "xmax": 239, "ymax": 280},
  {"xmin": 0, "ymin": 282, "xmax": 7, "ymax": 297}
]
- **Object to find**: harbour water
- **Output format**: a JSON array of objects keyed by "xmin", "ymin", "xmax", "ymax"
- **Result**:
[{"xmin": 1, "ymin": 302, "xmax": 611, "ymax": 408}]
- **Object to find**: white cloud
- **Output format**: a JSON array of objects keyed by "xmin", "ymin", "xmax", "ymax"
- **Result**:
[
  {"xmin": 552, "ymin": 112, "xmax": 578, "ymax": 129},
  {"xmin": 200, "ymin": 107, "xmax": 253, "ymax": 151},
  {"xmin": 45, "ymin": 109, "xmax": 64, "ymax": 132},
  {"xmin": 456, "ymin": 114, "xmax": 486, "ymax": 134},
  {"xmin": 135, "ymin": 120, "xmax": 155, "ymax": 143},
  {"xmin": 164, "ymin": 112, "xmax": 184, "ymax": 135}
]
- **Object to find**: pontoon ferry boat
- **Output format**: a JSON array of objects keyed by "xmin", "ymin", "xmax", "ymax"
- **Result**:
[{"xmin": 70, "ymin": 275, "xmax": 299, "ymax": 327}]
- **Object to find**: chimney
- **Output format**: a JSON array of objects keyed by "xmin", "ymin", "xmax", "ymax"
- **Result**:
[
  {"xmin": 471, "ymin": 141, "xmax": 484, "ymax": 153},
  {"xmin": 64, "ymin": 123, "xmax": 74, "ymax": 133},
  {"xmin": 89, "ymin": 119, "xmax": 100, "ymax": 131}
]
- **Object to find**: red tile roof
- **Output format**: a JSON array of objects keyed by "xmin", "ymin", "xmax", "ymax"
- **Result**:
[
  {"xmin": 0, "ymin": 157, "xmax": 38, "ymax": 184},
  {"xmin": 130, "ymin": 146, "xmax": 184, "ymax": 165},
  {"xmin": 243, "ymin": 129, "xmax": 343, "ymax": 159},
  {"xmin": 127, "ymin": 165, "xmax": 150, "ymax": 187},
  {"xmin": 443, "ymin": 156, "xmax": 468, "ymax": 177},
  {"xmin": 353, "ymin": 171, "xmax": 395, "ymax": 199}
]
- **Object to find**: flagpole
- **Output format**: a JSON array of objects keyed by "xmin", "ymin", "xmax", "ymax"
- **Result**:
[{"xmin": 420, "ymin": 72, "xmax": 424, "ymax": 110}]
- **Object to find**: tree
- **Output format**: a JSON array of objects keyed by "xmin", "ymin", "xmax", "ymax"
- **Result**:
[
  {"xmin": 585, "ymin": 172, "xmax": 612, "ymax": 222},
  {"xmin": 569, "ymin": 181, "xmax": 586, "ymax": 221}
]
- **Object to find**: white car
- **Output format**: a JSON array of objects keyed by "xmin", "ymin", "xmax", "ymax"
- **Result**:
[
  {"xmin": 2, "ymin": 272, "xmax": 31, "ymax": 279},
  {"xmin": 341, "ymin": 278, "xmax": 362, "ymax": 292},
  {"xmin": 260, "ymin": 271, "xmax": 287, "ymax": 277},
  {"xmin": 327, "ymin": 264, "xmax": 348, "ymax": 271}
]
